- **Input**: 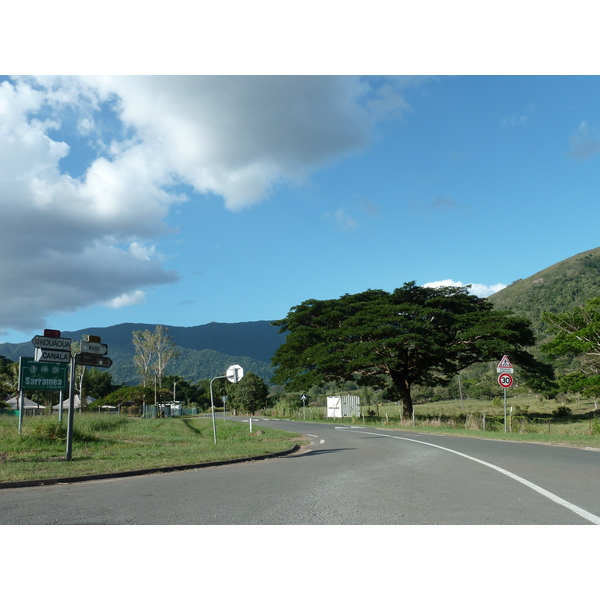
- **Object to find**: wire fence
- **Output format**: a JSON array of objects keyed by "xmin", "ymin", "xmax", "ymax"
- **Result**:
[{"xmin": 263, "ymin": 406, "xmax": 600, "ymax": 436}]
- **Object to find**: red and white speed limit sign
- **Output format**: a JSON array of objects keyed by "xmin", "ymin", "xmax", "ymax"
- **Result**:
[{"xmin": 498, "ymin": 373, "xmax": 513, "ymax": 388}]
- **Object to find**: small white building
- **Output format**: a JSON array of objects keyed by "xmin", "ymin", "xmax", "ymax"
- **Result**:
[
  {"xmin": 6, "ymin": 396, "xmax": 45, "ymax": 414},
  {"xmin": 53, "ymin": 395, "xmax": 96, "ymax": 410}
]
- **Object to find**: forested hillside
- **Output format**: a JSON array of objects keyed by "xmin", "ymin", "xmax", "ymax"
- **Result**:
[
  {"xmin": 4, "ymin": 247, "xmax": 600, "ymax": 389},
  {"xmin": 0, "ymin": 321, "xmax": 285, "ymax": 385},
  {"xmin": 489, "ymin": 246, "xmax": 600, "ymax": 348}
]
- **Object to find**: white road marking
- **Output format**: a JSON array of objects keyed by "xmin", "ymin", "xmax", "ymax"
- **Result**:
[
  {"xmin": 320, "ymin": 439, "xmax": 325, "ymax": 444},
  {"xmin": 343, "ymin": 429, "xmax": 600, "ymax": 525}
]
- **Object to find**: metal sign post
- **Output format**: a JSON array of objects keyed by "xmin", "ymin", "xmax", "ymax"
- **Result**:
[
  {"xmin": 18, "ymin": 390, "xmax": 24, "ymax": 434},
  {"xmin": 65, "ymin": 354, "xmax": 76, "ymax": 461},
  {"xmin": 497, "ymin": 357, "xmax": 514, "ymax": 434}
]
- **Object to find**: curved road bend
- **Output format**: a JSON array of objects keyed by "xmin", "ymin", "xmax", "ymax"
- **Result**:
[{"xmin": 1, "ymin": 418, "xmax": 599, "ymax": 525}]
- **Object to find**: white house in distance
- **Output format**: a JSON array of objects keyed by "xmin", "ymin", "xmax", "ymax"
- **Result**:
[
  {"xmin": 5, "ymin": 396, "xmax": 44, "ymax": 414},
  {"xmin": 53, "ymin": 395, "xmax": 96, "ymax": 411}
]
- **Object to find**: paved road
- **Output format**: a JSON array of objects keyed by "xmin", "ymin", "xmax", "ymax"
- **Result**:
[{"xmin": 1, "ymin": 418, "xmax": 599, "ymax": 524}]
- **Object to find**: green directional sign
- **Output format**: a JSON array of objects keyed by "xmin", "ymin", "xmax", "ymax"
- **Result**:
[{"xmin": 19, "ymin": 357, "xmax": 69, "ymax": 391}]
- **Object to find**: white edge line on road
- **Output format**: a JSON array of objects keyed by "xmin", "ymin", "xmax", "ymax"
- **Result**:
[{"xmin": 345, "ymin": 430, "xmax": 600, "ymax": 525}]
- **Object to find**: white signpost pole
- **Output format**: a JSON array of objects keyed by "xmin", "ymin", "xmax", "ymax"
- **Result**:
[
  {"xmin": 65, "ymin": 354, "xmax": 76, "ymax": 461},
  {"xmin": 504, "ymin": 387, "xmax": 507, "ymax": 433}
]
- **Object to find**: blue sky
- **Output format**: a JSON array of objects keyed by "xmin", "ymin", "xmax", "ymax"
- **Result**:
[{"xmin": 1, "ymin": 73, "xmax": 599, "ymax": 344}]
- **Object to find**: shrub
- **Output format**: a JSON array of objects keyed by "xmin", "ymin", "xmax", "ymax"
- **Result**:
[
  {"xmin": 29, "ymin": 419, "xmax": 67, "ymax": 442},
  {"xmin": 552, "ymin": 406, "xmax": 572, "ymax": 418}
]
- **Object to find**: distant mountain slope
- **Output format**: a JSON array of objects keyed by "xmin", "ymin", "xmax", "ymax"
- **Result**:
[
  {"xmin": 0, "ymin": 320, "xmax": 286, "ymax": 385},
  {"xmin": 488, "ymin": 246, "xmax": 600, "ymax": 346}
]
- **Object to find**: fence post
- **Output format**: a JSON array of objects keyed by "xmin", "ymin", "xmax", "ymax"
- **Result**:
[{"xmin": 482, "ymin": 413, "xmax": 486, "ymax": 431}]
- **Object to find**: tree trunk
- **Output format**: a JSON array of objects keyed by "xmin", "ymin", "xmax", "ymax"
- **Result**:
[{"xmin": 390, "ymin": 371, "xmax": 413, "ymax": 418}]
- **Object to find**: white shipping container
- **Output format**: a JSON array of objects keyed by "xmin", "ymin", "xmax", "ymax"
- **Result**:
[{"xmin": 327, "ymin": 395, "xmax": 361, "ymax": 418}]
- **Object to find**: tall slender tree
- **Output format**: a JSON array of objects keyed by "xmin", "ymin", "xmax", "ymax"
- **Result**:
[
  {"xmin": 133, "ymin": 329, "xmax": 154, "ymax": 387},
  {"xmin": 132, "ymin": 325, "xmax": 179, "ymax": 389}
]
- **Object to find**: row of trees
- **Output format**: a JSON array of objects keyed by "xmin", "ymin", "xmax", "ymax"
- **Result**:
[
  {"xmin": 1, "ymin": 325, "xmax": 271, "ymax": 416},
  {"xmin": 5, "ymin": 284, "xmax": 600, "ymax": 417},
  {"xmin": 123, "ymin": 325, "xmax": 268, "ymax": 414}
]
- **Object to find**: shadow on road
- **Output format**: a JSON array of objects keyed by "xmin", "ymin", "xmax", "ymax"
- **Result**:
[{"xmin": 290, "ymin": 447, "xmax": 357, "ymax": 458}]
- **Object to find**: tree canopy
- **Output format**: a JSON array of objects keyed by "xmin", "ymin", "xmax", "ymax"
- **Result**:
[
  {"xmin": 132, "ymin": 325, "xmax": 180, "ymax": 387},
  {"xmin": 542, "ymin": 297, "xmax": 600, "ymax": 374},
  {"xmin": 272, "ymin": 282, "xmax": 552, "ymax": 416},
  {"xmin": 227, "ymin": 372, "xmax": 269, "ymax": 415}
]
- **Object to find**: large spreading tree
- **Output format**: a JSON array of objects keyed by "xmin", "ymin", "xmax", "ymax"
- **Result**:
[{"xmin": 272, "ymin": 282, "xmax": 552, "ymax": 417}]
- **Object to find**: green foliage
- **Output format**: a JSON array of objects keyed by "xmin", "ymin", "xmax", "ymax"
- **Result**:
[
  {"xmin": 96, "ymin": 385, "xmax": 155, "ymax": 407},
  {"xmin": 0, "ymin": 355, "xmax": 17, "ymax": 399},
  {"xmin": 163, "ymin": 375, "xmax": 210, "ymax": 408},
  {"xmin": 272, "ymin": 282, "xmax": 551, "ymax": 417},
  {"xmin": 542, "ymin": 297, "xmax": 600, "ymax": 372},
  {"xmin": 83, "ymin": 369, "xmax": 118, "ymax": 399},
  {"xmin": 228, "ymin": 372, "xmax": 269, "ymax": 415}
]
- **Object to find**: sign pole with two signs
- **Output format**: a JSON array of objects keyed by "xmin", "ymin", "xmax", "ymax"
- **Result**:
[
  {"xmin": 497, "ymin": 355, "xmax": 514, "ymax": 433},
  {"xmin": 66, "ymin": 335, "xmax": 112, "ymax": 461}
]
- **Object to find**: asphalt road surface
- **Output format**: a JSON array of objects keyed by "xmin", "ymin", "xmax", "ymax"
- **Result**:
[{"xmin": 2, "ymin": 418, "xmax": 600, "ymax": 524}]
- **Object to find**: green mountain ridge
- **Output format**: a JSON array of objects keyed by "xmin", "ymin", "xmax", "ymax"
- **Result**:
[
  {"xmin": 488, "ymin": 246, "xmax": 600, "ymax": 349},
  {"xmin": 4, "ymin": 247, "xmax": 600, "ymax": 386},
  {"xmin": 0, "ymin": 321, "xmax": 285, "ymax": 385}
]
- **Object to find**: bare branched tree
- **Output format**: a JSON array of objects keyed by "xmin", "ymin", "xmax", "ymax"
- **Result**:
[{"xmin": 133, "ymin": 325, "xmax": 179, "ymax": 388}]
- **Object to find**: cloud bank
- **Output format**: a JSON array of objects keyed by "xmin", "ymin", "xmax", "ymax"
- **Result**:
[
  {"xmin": 423, "ymin": 279, "xmax": 507, "ymax": 298},
  {"xmin": 0, "ymin": 75, "xmax": 413, "ymax": 333}
]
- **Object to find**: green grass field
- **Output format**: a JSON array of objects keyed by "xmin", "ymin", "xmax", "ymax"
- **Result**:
[
  {"xmin": 3, "ymin": 393, "xmax": 599, "ymax": 484},
  {"xmin": 0, "ymin": 413, "xmax": 300, "ymax": 483},
  {"xmin": 266, "ymin": 394, "xmax": 600, "ymax": 449}
]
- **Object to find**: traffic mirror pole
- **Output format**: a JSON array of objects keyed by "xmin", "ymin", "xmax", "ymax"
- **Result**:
[
  {"xmin": 209, "ymin": 375, "xmax": 227, "ymax": 444},
  {"xmin": 209, "ymin": 365, "xmax": 245, "ymax": 444}
]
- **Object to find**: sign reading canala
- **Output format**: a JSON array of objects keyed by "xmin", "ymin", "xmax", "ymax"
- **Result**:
[{"xmin": 34, "ymin": 348, "xmax": 71, "ymax": 363}]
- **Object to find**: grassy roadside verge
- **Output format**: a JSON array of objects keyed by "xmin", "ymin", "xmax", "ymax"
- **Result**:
[
  {"xmin": 0, "ymin": 414, "xmax": 302, "ymax": 483},
  {"xmin": 360, "ymin": 420, "xmax": 600, "ymax": 449},
  {"xmin": 265, "ymin": 395, "xmax": 600, "ymax": 450},
  {"xmin": 275, "ymin": 414, "xmax": 600, "ymax": 449}
]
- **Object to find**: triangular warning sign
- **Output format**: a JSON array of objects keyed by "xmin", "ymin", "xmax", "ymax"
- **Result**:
[{"xmin": 498, "ymin": 355, "xmax": 512, "ymax": 368}]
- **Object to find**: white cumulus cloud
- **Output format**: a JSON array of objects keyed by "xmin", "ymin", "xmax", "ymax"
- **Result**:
[
  {"xmin": 0, "ymin": 75, "xmax": 416, "ymax": 334},
  {"xmin": 104, "ymin": 290, "xmax": 146, "ymax": 309},
  {"xmin": 423, "ymin": 279, "xmax": 507, "ymax": 297}
]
